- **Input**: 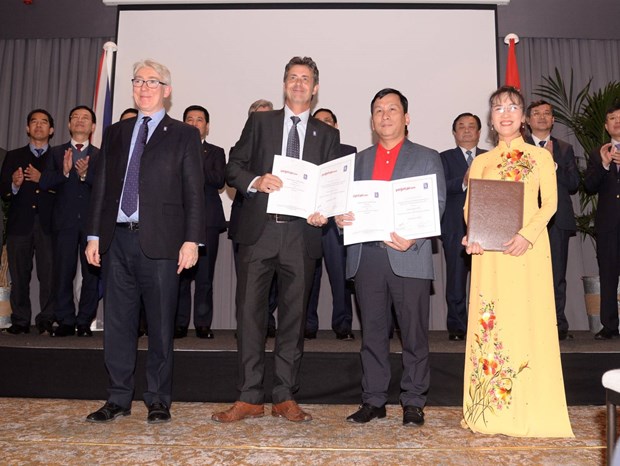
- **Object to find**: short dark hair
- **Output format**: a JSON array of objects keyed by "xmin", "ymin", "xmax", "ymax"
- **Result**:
[
  {"xmin": 27, "ymin": 108, "xmax": 54, "ymax": 139},
  {"xmin": 183, "ymin": 105, "xmax": 210, "ymax": 123},
  {"xmin": 120, "ymin": 108, "xmax": 138, "ymax": 120},
  {"xmin": 525, "ymin": 99, "xmax": 553, "ymax": 118},
  {"xmin": 283, "ymin": 56, "xmax": 319, "ymax": 85},
  {"xmin": 313, "ymin": 108, "xmax": 337, "ymax": 124},
  {"xmin": 69, "ymin": 105, "xmax": 96, "ymax": 124},
  {"xmin": 452, "ymin": 113, "xmax": 481, "ymax": 132},
  {"xmin": 605, "ymin": 99, "xmax": 620, "ymax": 118},
  {"xmin": 370, "ymin": 88, "xmax": 408, "ymax": 114}
]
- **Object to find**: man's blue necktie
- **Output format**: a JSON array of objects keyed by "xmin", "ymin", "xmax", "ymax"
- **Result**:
[{"xmin": 121, "ymin": 116, "xmax": 151, "ymax": 217}]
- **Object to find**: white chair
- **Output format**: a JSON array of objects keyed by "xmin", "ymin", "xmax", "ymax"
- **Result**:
[{"xmin": 602, "ymin": 370, "xmax": 620, "ymax": 465}]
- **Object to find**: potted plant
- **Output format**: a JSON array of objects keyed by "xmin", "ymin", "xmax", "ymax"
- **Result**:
[{"xmin": 534, "ymin": 69, "xmax": 620, "ymax": 332}]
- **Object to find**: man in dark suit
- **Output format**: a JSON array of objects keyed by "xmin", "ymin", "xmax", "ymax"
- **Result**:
[
  {"xmin": 85, "ymin": 59, "xmax": 205, "ymax": 424},
  {"xmin": 174, "ymin": 105, "xmax": 226, "ymax": 340},
  {"xmin": 440, "ymin": 113, "xmax": 485, "ymax": 341},
  {"xmin": 305, "ymin": 107, "xmax": 356, "ymax": 341},
  {"xmin": 336, "ymin": 88, "xmax": 446, "ymax": 426},
  {"xmin": 0, "ymin": 109, "xmax": 56, "ymax": 335},
  {"xmin": 40, "ymin": 105, "xmax": 100, "ymax": 337},
  {"xmin": 213, "ymin": 57, "xmax": 340, "ymax": 423},
  {"xmin": 229, "ymin": 99, "xmax": 279, "ymax": 339},
  {"xmin": 525, "ymin": 100, "xmax": 579, "ymax": 340},
  {"xmin": 584, "ymin": 101, "xmax": 620, "ymax": 340}
]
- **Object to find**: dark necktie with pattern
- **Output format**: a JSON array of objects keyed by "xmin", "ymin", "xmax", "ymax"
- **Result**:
[
  {"xmin": 539, "ymin": 140, "xmax": 546, "ymax": 147},
  {"xmin": 121, "ymin": 116, "xmax": 151, "ymax": 217},
  {"xmin": 466, "ymin": 150, "xmax": 474, "ymax": 166},
  {"xmin": 286, "ymin": 116, "xmax": 301, "ymax": 159},
  {"xmin": 34, "ymin": 148, "xmax": 44, "ymax": 157}
]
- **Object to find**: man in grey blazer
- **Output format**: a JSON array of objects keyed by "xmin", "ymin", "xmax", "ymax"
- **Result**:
[{"xmin": 336, "ymin": 88, "xmax": 446, "ymax": 426}]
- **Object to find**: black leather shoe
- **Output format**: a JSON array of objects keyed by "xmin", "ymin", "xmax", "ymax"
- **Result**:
[
  {"xmin": 558, "ymin": 330, "xmax": 570, "ymax": 341},
  {"xmin": 346, "ymin": 403, "xmax": 386, "ymax": 423},
  {"xmin": 147, "ymin": 402, "xmax": 171, "ymax": 424},
  {"xmin": 266, "ymin": 326, "xmax": 277, "ymax": 338},
  {"xmin": 77, "ymin": 325, "xmax": 93, "ymax": 337},
  {"xmin": 195, "ymin": 326, "xmax": 214, "ymax": 339},
  {"xmin": 54, "ymin": 324, "xmax": 75, "ymax": 337},
  {"xmin": 448, "ymin": 332, "xmax": 465, "ymax": 341},
  {"xmin": 403, "ymin": 405, "xmax": 424, "ymax": 426},
  {"xmin": 37, "ymin": 320, "xmax": 54, "ymax": 335},
  {"xmin": 4, "ymin": 324, "xmax": 30, "ymax": 335},
  {"xmin": 336, "ymin": 331, "xmax": 355, "ymax": 341},
  {"xmin": 304, "ymin": 330, "xmax": 317, "ymax": 340},
  {"xmin": 86, "ymin": 402, "xmax": 131, "ymax": 423},
  {"xmin": 595, "ymin": 327, "xmax": 620, "ymax": 340},
  {"xmin": 173, "ymin": 326, "xmax": 188, "ymax": 339}
]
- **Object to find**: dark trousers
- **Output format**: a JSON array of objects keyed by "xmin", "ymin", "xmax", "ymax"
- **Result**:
[
  {"xmin": 176, "ymin": 227, "xmax": 220, "ymax": 328},
  {"xmin": 597, "ymin": 226, "xmax": 620, "ymax": 332},
  {"xmin": 7, "ymin": 216, "xmax": 54, "ymax": 327},
  {"xmin": 548, "ymin": 224, "xmax": 572, "ymax": 333},
  {"xmin": 355, "ymin": 245, "xmax": 430, "ymax": 408},
  {"xmin": 235, "ymin": 219, "xmax": 314, "ymax": 404},
  {"xmin": 233, "ymin": 239, "xmax": 278, "ymax": 330},
  {"xmin": 102, "ymin": 227, "xmax": 178, "ymax": 408},
  {"xmin": 306, "ymin": 219, "xmax": 353, "ymax": 333},
  {"xmin": 442, "ymin": 232, "xmax": 470, "ymax": 334},
  {"xmin": 53, "ymin": 227, "xmax": 100, "ymax": 327}
]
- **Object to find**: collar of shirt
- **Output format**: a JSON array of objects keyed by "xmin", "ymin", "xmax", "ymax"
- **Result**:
[
  {"xmin": 29, "ymin": 143, "xmax": 49, "ymax": 157},
  {"xmin": 611, "ymin": 139, "xmax": 620, "ymax": 147},
  {"xmin": 372, "ymin": 138, "xmax": 405, "ymax": 181},
  {"xmin": 71, "ymin": 139, "xmax": 90, "ymax": 151},
  {"xmin": 282, "ymin": 106, "xmax": 310, "ymax": 159},
  {"xmin": 134, "ymin": 108, "xmax": 166, "ymax": 145},
  {"xmin": 459, "ymin": 146, "xmax": 477, "ymax": 161},
  {"xmin": 531, "ymin": 135, "xmax": 550, "ymax": 147}
]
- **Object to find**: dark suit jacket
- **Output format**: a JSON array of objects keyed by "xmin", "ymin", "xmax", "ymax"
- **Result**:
[
  {"xmin": 0, "ymin": 145, "xmax": 55, "ymax": 235},
  {"xmin": 226, "ymin": 108, "xmax": 340, "ymax": 259},
  {"xmin": 525, "ymin": 135, "xmax": 579, "ymax": 231},
  {"xmin": 202, "ymin": 141, "xmax": 226, "ymax": 232},
  {"xmin": 87, "ymin": 114, "xmax": 206, "ymax": 259},
  {"xmin": 39, "ymin": 142, "xmax": 99, "ymax": 232},
  {"xmin": 340, "ymin": 143, "xmax": 357, "ymax": 157},
  {"xmin": 584, "ymin": 143, "xmax": 620, "ymax": 234},
  {"xmin": 440, "ymin": 146, "xmax": 485, "ymax": 239}
]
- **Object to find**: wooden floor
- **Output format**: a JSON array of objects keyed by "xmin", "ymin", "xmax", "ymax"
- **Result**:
[{"xmin": 0, "ymin": 398, "xmax": 607, "ymax": 465}]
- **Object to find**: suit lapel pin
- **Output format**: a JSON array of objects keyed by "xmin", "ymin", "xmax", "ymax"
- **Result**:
[
  {"xmin": 163, "ymin": 126, "xmax": 167, "ymax": 132},
  {"xmin": 313, "ymin": 130, "xmax": 317, "ymax": 137}
]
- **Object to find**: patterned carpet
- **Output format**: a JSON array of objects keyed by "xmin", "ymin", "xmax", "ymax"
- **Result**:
[{"xmin": 0, "ymin": 398, "xmax": 606, "ymax": 465}]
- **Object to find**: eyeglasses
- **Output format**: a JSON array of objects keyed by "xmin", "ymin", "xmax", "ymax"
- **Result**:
[
  {"xmin": 131, "ymin": 78, "xmax": 167, "ymax": 89},
  {"xmin": 492, "ymin": 104, "xmax": 522, "ymax": 114}
]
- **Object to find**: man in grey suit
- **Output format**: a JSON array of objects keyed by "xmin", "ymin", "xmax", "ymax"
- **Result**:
[
  {"xmin": 336, "ymin": 88, "xmax": 446, "ymax": 426},
  {"xmin": 213, "ymin": 57, "xmax": 340, "ymax": 423},
  {"xmin": 525, "ymin": 100, "xmax": 579, "ymax": 340}
]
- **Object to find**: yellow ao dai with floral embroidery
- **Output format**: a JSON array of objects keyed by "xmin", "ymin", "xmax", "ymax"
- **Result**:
[{"xmin": 462, "ymin": 137, "xmax": 573, "ymax": 437}]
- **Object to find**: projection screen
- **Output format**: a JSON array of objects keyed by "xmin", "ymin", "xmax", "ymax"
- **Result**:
[{"xmin": 114, "ymin": 5, "xmax": 498, "ymax": 218}]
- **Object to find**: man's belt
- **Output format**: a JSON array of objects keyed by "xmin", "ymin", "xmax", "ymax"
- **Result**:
[
  {"xmin": 116, "ymin": 222, "xmax": 140, "ymax": 231},
  {"xmin": 267, "ymin": 214, "xmax": 300, "ymax": 224},
  {"xmin": 365, "ymin": 241, "xmax": 388, "ymax": 249}
]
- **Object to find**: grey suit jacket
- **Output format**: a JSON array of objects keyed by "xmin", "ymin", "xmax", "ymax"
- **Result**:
[{"xmin": 346, "ymin": 139, "xmax": 446, "ymax": 280}]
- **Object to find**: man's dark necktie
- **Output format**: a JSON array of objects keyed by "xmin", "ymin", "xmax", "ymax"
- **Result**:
[
  {"xmin": 466, "ymin": 150, "xmax": 474, "ymax": 166},
  {"xmin": 34, "ymin": 148, "xmax": 44, "ymax": 157},
  {"xmin": 615, "ymin": 143, "xmax": 620, "ymax": 172},
  {"xmin": 121, "ymin": 116, "xmax": 151, "ymax": 217},
  {"xmin": 74, "ymin": 144, "xmax": 84, "ymax": 163},
  {"xmin": 286, "ymin": 116, "xmax": 301, "ymax": 159},
  {"xmin": 539, "ymin": 140, "xmax": 546, "ymax": 147}
]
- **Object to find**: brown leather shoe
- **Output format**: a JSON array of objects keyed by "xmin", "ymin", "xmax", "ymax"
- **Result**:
[
  {"xmin": 211, "ymin": 401, "xmax": 264, "ymax": 423},
  {"xmin": 272, "ymin": 400, "xmax": 312, "ymax": 422}
]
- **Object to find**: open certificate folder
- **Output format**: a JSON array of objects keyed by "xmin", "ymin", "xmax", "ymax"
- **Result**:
[
  {"xmin": 266, "ymin": 153, "xmax": 355, "ymax": 218},
  {"xmin": 343, "ymin": 174, "xmax": 441, "ymax": 246}
]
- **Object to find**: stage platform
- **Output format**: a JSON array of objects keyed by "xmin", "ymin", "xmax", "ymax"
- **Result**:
[{"xmin": 1, "ymin": 330, "xmax": 618, "ymax": 406}]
